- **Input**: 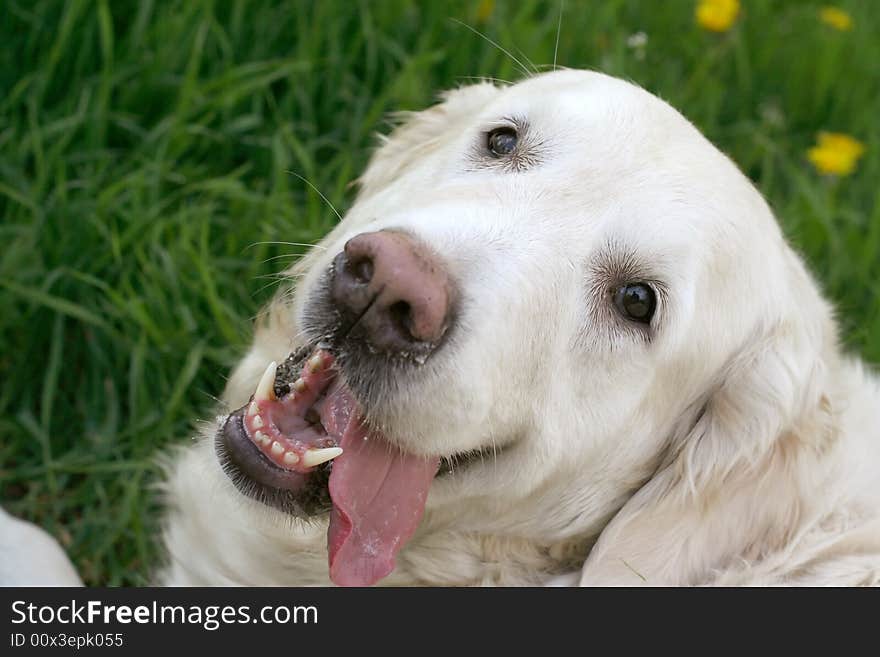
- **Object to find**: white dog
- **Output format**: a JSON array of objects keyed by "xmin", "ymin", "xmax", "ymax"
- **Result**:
[{"xmin": 4, "ymin": 70, "xmax": 879, "ymax": 586}]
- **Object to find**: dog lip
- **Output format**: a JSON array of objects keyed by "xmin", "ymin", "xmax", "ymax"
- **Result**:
[
  {"xmin": 435, "ymin": 436, "xmax": 523, "ymax": 477},
  {"xmin": 222, "ymin": 411, "xmax": 310, "ymax": 489},
  {"xmin": 215, "ymin": 408, "xmax": 332, "ymax": 516},
  {"xmin": 436, "ymin": 450, "xmax": 490, "ymax": 477}
]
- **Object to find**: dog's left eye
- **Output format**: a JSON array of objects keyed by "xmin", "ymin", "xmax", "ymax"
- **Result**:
[
  {"xmin": 613, "ymin": 283, "xmax": 656, "ymax": 324},
  {"xmin": 487, "ymin": 127, "xmax": 518, "ymax": 156}
]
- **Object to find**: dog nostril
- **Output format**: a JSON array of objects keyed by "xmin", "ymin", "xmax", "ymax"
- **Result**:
[
  {"xmin": 388, "ymin": 301, "xmax": 414, "ymax": 339},
  {"xmin": 346, "ymin": 257, "xmax": 374, "ymax": 285},
  {"xmin": 333, "ymin": 230, "xmax": 453, "ymax": 355}
]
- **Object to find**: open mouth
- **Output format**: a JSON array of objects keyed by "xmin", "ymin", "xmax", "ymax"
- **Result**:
[
  {"xmin": 240, "ymin": 350, "xmax": 343, "ymax": 472},
  {"xmin": 218, "ymin": 346, "xmax": 444, "ymax": 587}
]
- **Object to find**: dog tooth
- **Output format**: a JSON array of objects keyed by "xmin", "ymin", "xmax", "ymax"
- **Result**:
[
  {"xmin": 293, "ymin": 378, "xmax": 307, "ymax": 393},
  {"xmin": 271, "ymin": 441, "xmax": 284, "ymax": 456},
  {"xmin": 255, "ymin": 361, "xmax": 277, "ymax": 401},
  {"xmin": 252, "ymin": 415, "xmax": 264, "ymax": 429},
  {"xmin": 283, "ymin": 451, "xmax": 299, "ymax": 465},
  {"xmin": 300, "ymin": 447, "xmax": 343, "ymax": 468},
  {"xmin": 248, "ymin": 401, "xmax": 259, "ymax": 417},
  {"xmin": 308, "ymin": 353, "xmax": 324, "ymax": 372},
  {"xmin": 254, "ymin": 431, "xmax": 269, "ymax": 446}
]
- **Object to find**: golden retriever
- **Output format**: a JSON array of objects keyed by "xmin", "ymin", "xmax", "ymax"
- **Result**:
[{"xmin": 3, "ymin": 70, "xmax": 879, "ymax": 586}]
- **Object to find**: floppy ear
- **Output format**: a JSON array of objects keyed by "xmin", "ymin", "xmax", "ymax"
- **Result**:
[
  {"xmin": 356, "ymin": 82, "xmax": 500, "ymax": 198},
  {"xmin": 578, "ymin": 254, "xmax": 839, "ymax": 585}
]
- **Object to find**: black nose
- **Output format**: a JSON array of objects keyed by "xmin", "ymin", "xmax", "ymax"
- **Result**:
[{"xmin": 330, "ymin": 230, "xmax": 453, "ymax": 356}]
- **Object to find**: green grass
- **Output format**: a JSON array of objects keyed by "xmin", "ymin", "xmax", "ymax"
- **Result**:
[{"xmin": 1, "ymin": 0, "xmax": 878, "ymax": 585}]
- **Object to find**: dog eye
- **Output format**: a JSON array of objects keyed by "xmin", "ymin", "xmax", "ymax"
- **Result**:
[
  {"xmin": 487, "ymin": 127, "xmax": 518, "ymax": 156},
  {"xmin": 613, "ymin": 283, "xmax": 656, "ymax": 324}
]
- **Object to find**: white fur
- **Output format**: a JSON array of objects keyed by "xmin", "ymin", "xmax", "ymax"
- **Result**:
[
  {"xmin": 5, "ymin": 70, "xmax": 879, "ymax": 586},
  {"xmin": 0, "ymin": 507, "xmax": 81, "ymax": 586}
]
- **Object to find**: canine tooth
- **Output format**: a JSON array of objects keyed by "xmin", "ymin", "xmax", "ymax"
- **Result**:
[
  {"xmin": 301, "ymin": 447, "xmax": 343, "ymax": 468},
  {"xmin": 283, "ymin": 451, "xmax": 299, "ymax": 465},
  {"xmin": 255, "ymin": 361, "xmax": 277, "ymax": 401},
  {"xmin": 308, "ymin": 353, "xmax": 323, "ymax": 372},
  {"xmin": 271, "ymin": 441, "xmax": 284, "ymax": 455},
  {"xmin": 252, "ymin": 415, "xmax": 264, "ymax": 429},
  {"xmin": 254, "ymin": 431, "xmax": 270, "ymax": 446},
  {"xmin": 248, "ymin": 401, "xmax": 259, "ymax": 417},
  {"xmin": 293, "ymin": 378, "xmax": 307, "ymax": 393}
]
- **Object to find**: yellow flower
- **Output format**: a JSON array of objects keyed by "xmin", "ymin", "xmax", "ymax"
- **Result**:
[
  {"xmin": 476, "ymin": 0, "xmax": 494, "ymax": 23},
  {"xmin": 695, "ymin": 0, "xmax": 740, "ymax": 32},
  {"xmin": 807, "ymin": 132, "xmax": 866, "ymax": 176},
  {"xmin": 819, "ymin": 6, "xmax": 853, "ymax": 31}
]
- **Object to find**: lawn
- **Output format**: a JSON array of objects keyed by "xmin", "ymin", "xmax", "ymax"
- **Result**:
[{"xmin": 1, "ymin": 0, "xmax": 878, "ymax": 585}]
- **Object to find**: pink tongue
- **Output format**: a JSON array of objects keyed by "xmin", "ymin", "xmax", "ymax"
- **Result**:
[{"xmin": 322, "ymin": 384, "xmax": 439, "ymax": 586}]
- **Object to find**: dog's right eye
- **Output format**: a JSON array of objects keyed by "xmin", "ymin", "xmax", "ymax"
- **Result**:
[{"xmin": 487, "ymin": 127, "xmax": 518, "ymax": 157}]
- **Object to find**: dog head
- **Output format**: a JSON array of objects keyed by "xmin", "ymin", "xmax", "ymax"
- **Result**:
[{"xmin": 216, "ymin": 70, "xmax": 833, "ymax": 585}]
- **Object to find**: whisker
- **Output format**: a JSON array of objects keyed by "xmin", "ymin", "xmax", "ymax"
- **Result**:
[
  {"xmin": 197, "ymin": 389, "xmax": 226, "ymax": 406},
  {"xmin": 246, "ymin": 241, "xmax": 327, "ymax": 251},
  {"xmin": 248, "ymin": 297, "xmax": 304, "ymax": 325},
  {"xmin": 260, "ymin": 253, "xmax": 311, "ymax": 264},
  {"xmin": 554, "ymin": 0, "xmax": 565, "ymax": 71},
  {"xmin": 249, "ymin": 271, "xmax": 306, "ymax": 299},
  {"xmin": 450, "ymin": 18, "xmax": 534, "ymax": 79},
  {"xmin": 251, "ymin": 279, "xmax": 284, "ymax": 299},
  {"xmin": 286, "ymin": 170, "xmax": 344, "ymax": 222},
  {"xmin": 456, "ymin": 75, "xmax": 514, "ymax": 86},
  {"xmin": 252, "ymin": 273, "xmax": 295, "ymax": 281},
  {"xmin": 514, "ymin": 45, "xmax": 540, "ymax": 75}
]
